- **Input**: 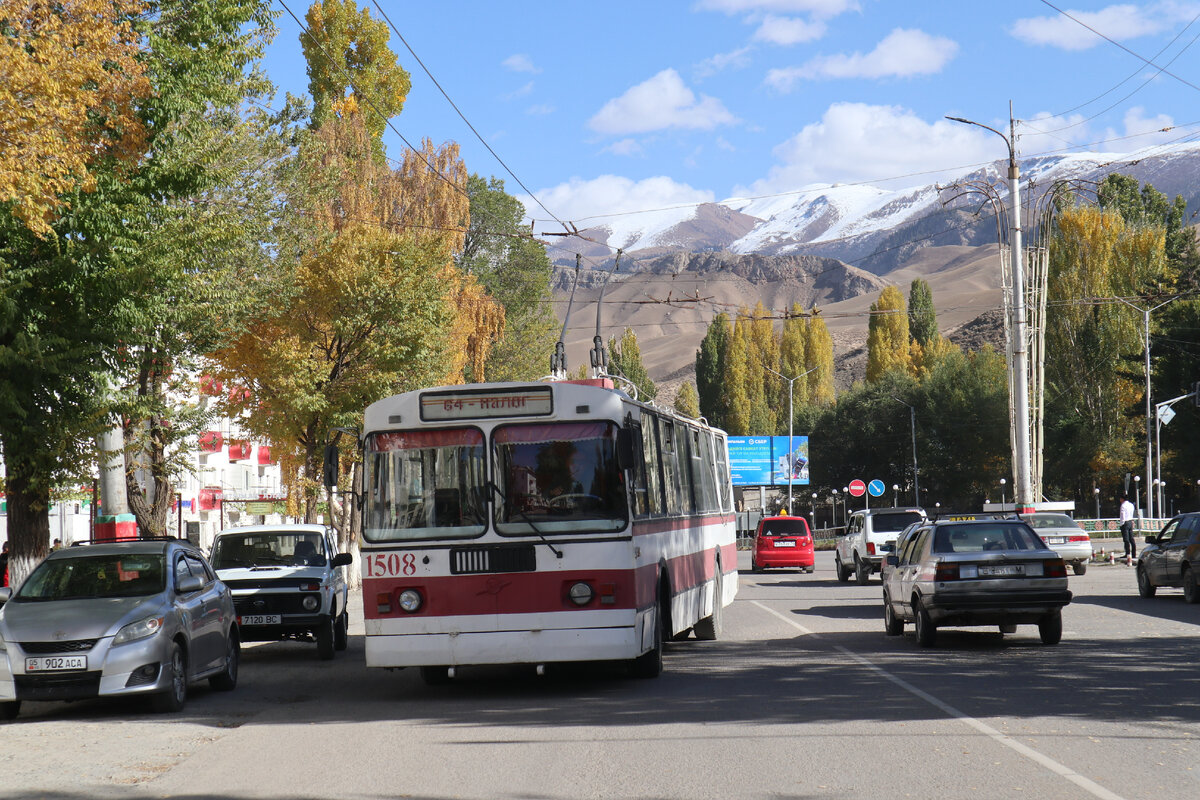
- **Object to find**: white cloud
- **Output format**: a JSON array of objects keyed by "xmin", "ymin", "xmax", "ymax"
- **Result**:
[
  {"xmin": 604, "ymin": 139, "xmax": 645, "ymax": 157},
  {"xmin": 694, "ymin": 46, "xmax": 754, "ymax": 78},
  {"xmin": 502, "ymin": 54, "xmax": 541, "ymax": 73},
  {"xmin": 1010, "ymin": 4, "xmax": 1167, "ymax": 50},
  {"xmin": 766, "ymin": 28, "xmax": 958, "ymax": 90},
  {"xmin": 526, "ymin": 103, "xmax": 555, "ymax": 116},
  {"xmin": 517, "ymin": 175, "xmax": 714, "ymax": 224},
  {"xmin": 1103, "ymin": 106, "xmax": 1178, "ymax": 148},
  {"xmin": 589, "ymin": 69, "xmax": 738, "ymax": 134},
  {"xmin": 754, "ymin": 14, "xmax": 827, "ymax": 44},
  {"xmin": 503, "ymin": 81, "xmax": 534, "ymax": 101},
  {"xmin": 694, "ymin": 0, "xmax": 858, "ymax": 19},
  {"xmin": 735, "ymin": 102, "xmax": 1003, "ymax": 193}
]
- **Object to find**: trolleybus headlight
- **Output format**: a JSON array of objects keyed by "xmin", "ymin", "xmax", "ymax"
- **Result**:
[
  {"xmin": 568, "ymin": 581, "xmax": 594, "ymax": 606},
  {"xmin": 302, "ymin": 595, "xmax": 320, "ymax": 611},
  {"xmin": 398, "ymin": 589, "xmax": 423, "ymax": 613}
]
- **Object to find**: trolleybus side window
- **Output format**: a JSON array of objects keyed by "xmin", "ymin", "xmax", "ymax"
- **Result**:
[
  {"xmin": 640, "ymin": 414, "xmax": 665, "ymax": 517},
  {"xmin": 493, "ymin": 421, "xmax": 627, "ymax": 534},
  {"xmin": 362, "ymin": 428, "xmax": 487, "ymax": 542},
  {"xmin": 715, "ymin": 433, "xmax": 731, "ymax": 511},
  {"xmin": 673, "ymin": 421, "xmax": 696, "ymax": 514},
  {"xmin": 694, "ymin": 430, "xmax": 719, "ymax": 513},
  {"xmin": 659, "ymin": 418, "xmax": 681, "ymax": 515}
]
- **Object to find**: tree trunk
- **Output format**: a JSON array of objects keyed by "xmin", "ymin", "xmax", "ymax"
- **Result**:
[{"xmin": 5, "ymin": 465, "xmax": 51, "ymax": 590}]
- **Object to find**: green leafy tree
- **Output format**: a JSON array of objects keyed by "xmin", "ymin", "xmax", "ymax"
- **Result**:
[
  {"xmin": 457, "ymin": 174, "xmax": 557, "ymax": 382},
  {"xmin": 0, "ymin": 0, "xmax": 276, "ymax": 585},
  {"xmin": 695, "ymin": 313, "xmax": 731, "ymax": 429},
  {"xmin": 908, "ymin": 278, "xmax": 937, "ymax": 347},
  {"xmin": 303, "ymin": 0, "xmax": 411, "ymax": 157},
  {"xmin": 607, "ymin": 327, "xmax": 657, "ymax": 402},
  {"xmin": 866, "ymin": 286, "xmax": 912, "ymax": 382},
  {"xmin": 674, "ymin": 381, "xmax": 701, "ymax": 418}
]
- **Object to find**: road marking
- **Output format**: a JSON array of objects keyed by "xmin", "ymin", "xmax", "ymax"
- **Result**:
[{"xmin": 750, "ymin": 600, "xmax": 1128, "ymax": 800}]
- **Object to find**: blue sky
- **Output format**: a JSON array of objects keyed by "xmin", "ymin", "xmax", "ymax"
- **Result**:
[{"xmin": 262, "ymin": 1, "xmax": 1200, "ymax": 231}]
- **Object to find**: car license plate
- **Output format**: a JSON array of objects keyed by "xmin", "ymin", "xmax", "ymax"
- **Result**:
[
  {"xmin": 26, "ymin": 655, "xmax": 87, "ymax": 672},
  {"xmin": 240, "ymin": 614, "xmax": 281, "ymax": 625},
  {"xmin": 979, "ymin": 565, "xmax": 1023, "ymax": 577},
  {"xmin": 1045, "ymin": 537, "xmax": 1065, "ymax": 544},
  {"xmin": 774, "ymin": 540, "xmax": 796, "ymax": 547}
]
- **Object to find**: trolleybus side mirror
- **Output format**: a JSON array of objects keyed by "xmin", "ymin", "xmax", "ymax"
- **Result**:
[
  {"xmin": 616, "ymin": 429, "xmax": 635, "ymax": 471},
  {"xmin": 323, "ymin": 443, "xmax": 339, "ymax": 489}
]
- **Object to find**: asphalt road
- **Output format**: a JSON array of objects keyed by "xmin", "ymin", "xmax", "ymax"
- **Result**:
[{"xmin": 2, "ymin": 550, "xmax": 1197, "ymax": 800}]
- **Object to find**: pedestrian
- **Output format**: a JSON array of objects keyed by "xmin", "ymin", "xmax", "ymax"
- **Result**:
[
  {"xmin": 1119, "ymin": 494, "xmax": 1137, "ymax": 563},
  {"xmin": 0, "ymin": 541, "xmax": 8, "ymax": 588},
  {"xmin": 51, "ymin": 538, "xmax": 62, "ymax": 552}
]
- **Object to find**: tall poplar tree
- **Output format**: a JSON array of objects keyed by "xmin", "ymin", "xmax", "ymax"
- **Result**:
[
  {"xmin": 805, "ymin": 309, "xmax": 836, "ymax": 406},
  {"xmin": 608, "ymin": 327, "xmax": 657, "ymax": 402},
  {"xmin": 908, "ymin": 279, "xmax": 937, "ymax": 347},
  {"xmin": 695, "ymin": 313, "xmax": 731, "ymax": 429},
  {"xmin": 866, "ymin": 286, "xmax": 912, "ymax": 382}
]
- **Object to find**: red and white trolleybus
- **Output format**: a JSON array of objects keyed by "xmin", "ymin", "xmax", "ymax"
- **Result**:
[{"xmin": 350, "ymin": 377, "xmax": 736, "ymax": 682}]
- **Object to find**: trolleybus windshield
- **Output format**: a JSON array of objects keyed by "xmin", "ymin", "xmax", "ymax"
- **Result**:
[
  {"xmin": 493, "ymin": 421, "xmax": 627, "ymax": 534},
  {"xmin": 362, "ymin": 428, "xmax": 487, "ymax": 542}
]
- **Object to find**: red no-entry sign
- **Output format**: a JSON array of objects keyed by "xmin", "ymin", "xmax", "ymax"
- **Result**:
[{"xmin": 848, "ymin": 479, "xmax": 866, "ymax": 497}]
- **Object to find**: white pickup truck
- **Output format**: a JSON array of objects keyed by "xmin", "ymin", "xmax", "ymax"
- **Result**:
[{"xmin": 835, "ymin": 507, "xmax": 926, "ymax": 584}]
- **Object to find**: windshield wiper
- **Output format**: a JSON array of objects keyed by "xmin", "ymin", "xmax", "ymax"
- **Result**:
[{"xmin": 486, "ymin": 482, "xmax": 563, "ymax": 559}]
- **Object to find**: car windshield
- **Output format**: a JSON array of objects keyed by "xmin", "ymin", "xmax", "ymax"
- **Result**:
[
  {"xmin": 1023, "ymin": 513, "xmax": 1080, "ymax": 530},
  {"xmin": 362, "ymin": 428, "xmax": 488, "ymax": 542},
  {"xmin": 760, "ymin": 518, "xmax": 808, "ymax": 536},
  {"xmin": 493, "ymin": 421, "xmax": 627, "ymax": 535},
  {"xmin": 15, "ymin": 554, "xmax": 166, "ymax": 601},
  {"xmin": 933, "ymin": 523, "xmax": 1044, "ymax": 554},
  {"xmin": 211, "ymin": 532, "xmax": 325, "ymax": 568},
  {"xmin": 870, "ymin": 511, "xmax": 924, "ymax": 533}
]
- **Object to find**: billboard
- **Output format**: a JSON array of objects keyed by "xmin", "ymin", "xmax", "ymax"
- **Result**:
[{"xmin": 727, "ymin": 436, "xmax": 809, "ymax": 487}]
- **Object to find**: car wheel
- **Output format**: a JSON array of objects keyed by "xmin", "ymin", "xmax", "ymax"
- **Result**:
[
  {"xmin": 334, "ymin": 610, "xmax": 349, "ymax": 651},
  {"xmin": 1184, "ymin": 567, "xmax": 1200, "ymax": 605},
  {"xmin": 317, "ymin": 613, "xmax": 335, "ymax": 660},
  {"xmin": 999, "ymin": 623, "xmax": 1017, "ymax": 634},
  {"xmin": 883, "ymin": 594, "xmax": 903, "ymax": 636},
  {"xmin": 693, "ymin": 563, "xmax": 722, "ymax": 641},
  {"xmin": 750, "ymin": 557, "xmax": 762, "ymax": 574},
  {"xmin": 914, "ymin": 598, "xmax": 936, "ymax": 647},
  {"xmin": 835, "ymin": 554, "xmax": 850, "ymax": 583},
  {"xmin": 152, "ymin": 641, "xmax": 187, "ymax": 713},
  {"xmin": 208, "ymin": 634, "xmax": 239, "ymax": 691},
  {"xmin": 419, "ymin": 666, "xmax": 452, "ymax": 685},
  {"xmin": 0, "ymin": 701, "xmax": 19, "ymax": 721},
  {"xmin": 854, "ymin": 555, "xmax": 870, "ymax": 585},
  {"xmin": 630, "ymin": 584, "xmax": 665, "ymax": 679},
  {"xmin": 1137, "ymin": 565, "xmax": 1156, "ymax": 598},
  {"xmin": 1072, "ymin": 561, "xmax": 1087, "ymax": 576},
  {"xmin": 1038, "ymin": 610, "xmax": 1063, "ymax": 645}
]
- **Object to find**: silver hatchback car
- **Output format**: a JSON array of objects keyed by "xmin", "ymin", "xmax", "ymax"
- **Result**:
[
  {"xmin": 0, "ymin": 537, "xmax": 239, "ymax": 720},
  {"xmin": 882, "ymin": 517, "xmax": 1073, "ymax": 647}
]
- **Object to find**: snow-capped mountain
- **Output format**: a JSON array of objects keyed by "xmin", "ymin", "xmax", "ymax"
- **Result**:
[{"xmin": 553, "ymin": 143, "xmax": 1200, "ymax": 274}]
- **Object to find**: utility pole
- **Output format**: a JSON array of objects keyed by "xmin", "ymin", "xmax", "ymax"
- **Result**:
[{"xmin": 947, "ymin": 104, "xmax": 1033, "ymax": 511}]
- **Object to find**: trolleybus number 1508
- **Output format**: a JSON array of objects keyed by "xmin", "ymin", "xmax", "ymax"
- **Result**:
[{"xmin": 365, "ymin": 552, "xmax": 417, "ymax": 578}]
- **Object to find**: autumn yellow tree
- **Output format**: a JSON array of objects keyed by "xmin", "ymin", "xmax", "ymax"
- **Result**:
[
  {"xmin": 805, "ymin": 309, "xmax": 836, "ymax": 405},
  {"xmin": 866, "ymin": 286, "xmax": 913, "ymax": 382},
  {"xmin": 0, "ymin": 0, "xmax": 150, "ymax": 235}
]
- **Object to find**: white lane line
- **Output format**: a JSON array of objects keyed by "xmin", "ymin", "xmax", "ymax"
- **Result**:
[{"xmin": 750, "ymin": 600, "xmax": 1128, "ymax": 800}]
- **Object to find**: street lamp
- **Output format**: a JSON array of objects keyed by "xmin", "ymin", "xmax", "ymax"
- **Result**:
[
  {"xmin": 999, "ymin": 478, "xmax": 1007, "ymax": 510},
  {"xmin": 811, "ymin": 492, "xmax": 818, "ymax": 525},
  {"xmin": 1134, "ymin": 475, "xmax": 1142, "ymax": 527},
  {"xmin": 892, "ymin": 484, "xmax": 899, "ymax": 507},
  {"xmin": 946, "ymin": 110, "xmax": 1033, "ymax": 511},
  {"xmin": 1094, "ymin": 486, "xmax": 1101, "ymax": 519},
  {"xmin": 892, "ymin": 396, "xmax": 920, "ymax": 507},
  {"xmin": 766, "ymin": 365, "xmax": 818, "ymax": 517},
  {"xmin": 831, "ymin": 488, "xmax": 839, "ymax": 527}
]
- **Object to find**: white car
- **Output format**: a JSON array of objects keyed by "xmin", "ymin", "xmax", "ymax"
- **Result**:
[
  {"xmin": 1020, "ymin": 513, "xmax": 1092, "ymax": 575},
  {"xmin": 209, "ymin": 525, "xmax": 351, "ymax": 660},
  {"xmin": 836, "ymin": 508, "xmax": 927, "ymax": 584}
]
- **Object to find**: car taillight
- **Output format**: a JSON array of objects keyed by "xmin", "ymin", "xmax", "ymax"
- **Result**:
[
  {"xmin": 1068, "ymin": 535, "xmax": 1089, "ymax": 542},
  {"xmin": 934, "ymin": 562, "xmax": 959, "ymax": 581},
  {"xmin": 1044, "ymin": 558, "xmax": 1067, "ymax": 578},
  {"xmin": 867, "ymin": 542, "xmax": 876, "ymax": 556}
]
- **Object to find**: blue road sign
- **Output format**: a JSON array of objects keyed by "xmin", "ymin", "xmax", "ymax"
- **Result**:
[{"xmin": 867, "ymin": 479, "xmax": 886, "ymax": 497}]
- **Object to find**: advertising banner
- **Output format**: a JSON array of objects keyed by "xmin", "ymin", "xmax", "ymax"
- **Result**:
[{"xmin": 727, "ymin": 436, "xmax": 810, "ymax": 487}]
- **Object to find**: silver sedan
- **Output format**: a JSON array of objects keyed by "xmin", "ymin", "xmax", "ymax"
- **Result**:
[
  {"xmin": 882, "ymin": 517, "xmax": 1073, "ymax": 647},
  {"xmin": 1020, "ymin": 512, "xmax": 1092, "ymax": 575},
  {"xmin": 0, "ymin": 538, "xmax": 239, "ymax": 719}
]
